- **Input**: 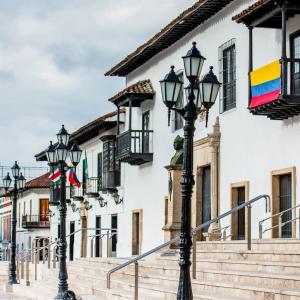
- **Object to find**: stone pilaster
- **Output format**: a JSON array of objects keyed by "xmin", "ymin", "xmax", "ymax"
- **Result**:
[
  {"xmin": 162, "ymin": 165, "xmax": 182, "ymax": 246},
  {"xmin": 207, "ymin": 117, "xmax": 221, "ymax": 240}
]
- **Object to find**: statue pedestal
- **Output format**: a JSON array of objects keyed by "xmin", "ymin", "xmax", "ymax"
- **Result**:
[
  {"xmin": 208, "ymin": 222, "xmax": 221, "ymax": 241},
  {"xmin": 162, "ymin": 165, "xmax": 182, "ymax": 248}
]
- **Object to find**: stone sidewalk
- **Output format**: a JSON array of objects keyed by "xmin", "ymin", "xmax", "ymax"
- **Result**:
[{"xmin": 0, "ymin": 285, "xmax": 30, "ymax": 300}]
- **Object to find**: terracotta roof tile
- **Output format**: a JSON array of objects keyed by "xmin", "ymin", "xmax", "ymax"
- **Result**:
[
  {"xmin": 105, "ymin": 0, "xmax": 234, "ymax": 76},
  {"xmin": 232, "ymin": 0, "xmax": 273, "ymax": 23},
  {"xmin": 25, "ymin": 172, "xmax": 51, "ymax": 189},
  {"xmin": 35, "ymin": 109, "xmax": 125, "ymax": 161},
  {"xmin": 109, "ymin": 80, "xmax": 155, "ymax": 103}
]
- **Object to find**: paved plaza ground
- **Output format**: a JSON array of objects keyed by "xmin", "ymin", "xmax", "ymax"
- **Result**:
[{"xmin": 0, "ymin": 286, "xmax": 30, "ymax": 300}]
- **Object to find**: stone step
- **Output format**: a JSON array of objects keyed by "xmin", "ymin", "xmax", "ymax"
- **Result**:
[
  {"xmin": 195, "ymin": 239, "xmax": 300, "ymax": 252},
  {"xmin": 36, "ymin": 256, "xmax": 300, "ymax": 291},
  {"xmin": 93, "ymin": 282, "xmax": 253, "ymax": 300},
  {"xmin": 68, "ymin": 257, "xmax": 300, "ymax": 278},
  {"xmin": 157, "ymin": 249, "xmax": 300, "ymax": 263}
]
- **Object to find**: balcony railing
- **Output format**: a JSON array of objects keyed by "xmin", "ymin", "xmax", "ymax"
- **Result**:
[
  {"xmin": 250, "ymin": 58, "xmax": 300, "ymax": 120},
  {"xmin": 22, "ymin": 215, "xmax": 50, "ymax": 229},
  {"xmin": 86, "ymin": 177, "xmax": 101, "ymax": 196},
  {"xmin": 116, "ymin": 129, "xmax": 153, "ymax": 165},
  {"xmin": 50, "ymin": 185, "xmax": 72, "ymax": 205}
]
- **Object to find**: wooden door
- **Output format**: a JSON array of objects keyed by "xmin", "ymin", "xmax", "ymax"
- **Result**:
[
  {"xmin": 279, "ymin": 174, "xmax": 292, "ymax": 238},
  {"xmin": 95, "ymin": 216, "xmax": 101, "ymax": 257},
  {"xmin": 39, "ymin": 199, "xmax": 49, "ymax": 221},
  {"xmin": 202, "ymin": 166, "xmax": 211, "ymax": 233},
  {"xmin": 237, "ymin": 187, "xmax": 246, "ymax": 240}
]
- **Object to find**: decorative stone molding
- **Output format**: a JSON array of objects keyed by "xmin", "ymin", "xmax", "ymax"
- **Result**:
[
  {"xmin": 193, "ymin": 117, "xmax": 221, "ymax": 241},
  {"xmin": 163, "ymin": 117, "xmax": 221, "ymax": 244},
  {"xmin": 162, "ymin": 165, "xmax": 182, "ymax": 246}
]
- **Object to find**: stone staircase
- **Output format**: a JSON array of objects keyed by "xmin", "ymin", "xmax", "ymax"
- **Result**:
[{"xmin": 4, "ymin": 239, "xmax": 300, "ymax": 299}]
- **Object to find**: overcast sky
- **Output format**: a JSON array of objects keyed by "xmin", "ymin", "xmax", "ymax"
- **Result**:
[{"xmin": 0, "ymin": 0, "xmax": 195, "ymax": 167}]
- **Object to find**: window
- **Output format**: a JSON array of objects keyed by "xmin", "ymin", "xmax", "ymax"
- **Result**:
[
  {"xmin": 97, "ymin": 152, "xmax": 103, "ymax": 191},
  {"xmin": 291, "ymin": 31, "xmax": 300, "ymax": 94},
  {"xmin": 172, "ymin": 72, "xmax": 184, "ymax": 131},
  {"xmin": 102, "ymin": 137, "xmax": 120, "ymax": 190},
  {"xmin": 142, "ymin": 111, "xmax": 150, "ymax": 153},
  {"xmin": 219, "ymin": 39, "xmax": 236, "ymax": 112}
]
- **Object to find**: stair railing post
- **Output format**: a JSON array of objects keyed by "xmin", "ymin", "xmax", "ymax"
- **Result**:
[
  {"xmin": 37, "ymin": 240, "xmax": 40, "ymax": 264},
  {"xmin": 21, "ymin": 258, "xmax": 24, "ymax": 279},
  {"xmin": 90, "ymin": 239, "xmax": 94, "ymax": 258},
  {"xmin": 42, "ymin": 239, "xmax": 46, "ymax": 264},
  {"xmin": 247, "ymin": 204, "xmax": 252, "ymax": 250},
  {"xmin": 134, "ymin": 261, "xmax": 139, "ymax": 300},
  {"xmin": 48, "ymin": 240, "xmax": 51, "ymax": 269},
  {"xmin": 259, "ymin": 222, "xmax": 263, "ymax": 239},
  {"xmin": 16, "ymin": 258, "xmax": 19, "ymax": 281},
  {"xmin": 31, "ymin": 242, "xmax": 34, "ymax": 264},
  {"xmin": 192, "ymin": 234, "xmax": 196, "ymax": 279},
  {"xmin": 25, "ymin": 257, "xmax": 30, "ymax": 286},
  {"xmin": 52, "ymin": 246, "xmax": 57, "ymax": 269},
  {"xmin": 278, "ymin": 214, "xmax": 282, "ymax": 238},
  {"xmin": 99, "ymin": 236, "xmax": 103, "ymax": 258},
  {"xmin": 107, "ymin": 230, "xmax": 111, "ymax": 257},
  {"xmin": 34, "ymin": 248, "xmax": 38, "ymax": 281}
]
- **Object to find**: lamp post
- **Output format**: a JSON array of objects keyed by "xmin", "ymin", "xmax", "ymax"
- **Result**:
[
  {"xmin": 3, "ymin": 162, "xmax": 26, "ymax": 285},
  {"xmin": 45, "ymin": 126, "xmax": 82, "ymax": 300},
  {"xmin": 160, "ymin": 42, "xmax": 221, "ymax": 300}
]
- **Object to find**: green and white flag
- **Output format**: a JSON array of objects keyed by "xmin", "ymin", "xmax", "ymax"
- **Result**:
[{"xmin": 82, "ymin": 150, "xmax": 89, "ymax": 185}]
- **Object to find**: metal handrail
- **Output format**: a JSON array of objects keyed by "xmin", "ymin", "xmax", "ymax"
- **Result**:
[
  {"xmin": 259, "ymin": 204, "xmax": 300, "ymax": 238},
  {"xmin": 16, "ymin": 227, "xmax": 118, "ymax": 285},
  {"xmin": 17, "ymin": 227, "xmax": 116, "ymax": 261},
  {"xmin": 220, "ymin": 225, "xmax": 231, "ymax": 241},
  {"xmin": 107, "ymin": 194, "xmax": 270, "ymax": 290}
]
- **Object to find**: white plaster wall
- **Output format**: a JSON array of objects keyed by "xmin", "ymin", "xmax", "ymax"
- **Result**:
[
  {"xmin": 112, "ymin": 0, "xmax": 300, "ymax": 257},
  {"xmin": 49, "ymin": 126, "xmax": 127, "ymax": 260},
  {"xmin": 16, "ymin": 189, "xmax": 50, "ymax": 254}
]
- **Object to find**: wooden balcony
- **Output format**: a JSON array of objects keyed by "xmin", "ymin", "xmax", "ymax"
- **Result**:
[
  {"xmin": 250, "ymin": 58, "xmax": 300, "ymax": 120},
  {"xmin": 86, "ymin": 177, "xmax": 101, "ymax": 197},
  {"xmin": 116, "ymin": 130, "xmax": 153, "ymax": 165},
  {"xmin": 22, "ymin": 215, "xmax": 50, "ymax": 229}
]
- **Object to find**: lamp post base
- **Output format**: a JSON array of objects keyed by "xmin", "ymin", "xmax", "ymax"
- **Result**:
[
  {"xmin": 54, "ymin": 292, "xmax": 65, "ymax": 300},
  {"xmin": 8, "ymin": 276, "xmax": 18, "ymax": 285},
  {"xmin": 54, "ymin": 290, "xmax": 77, "ymax": 300}
]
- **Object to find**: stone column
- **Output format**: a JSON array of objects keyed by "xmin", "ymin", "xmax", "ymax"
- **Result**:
[
  {"xmin": 162, "ymin": 165, "xmax": 182, "ymax": 246},
  {"xmin": 208, "ymin": 118, "xmax": 221, "ymax": 240}
]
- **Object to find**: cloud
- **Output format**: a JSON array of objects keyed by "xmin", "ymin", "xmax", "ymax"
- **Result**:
[{"xmin": 0, "ymin": 0, "xmax": 195, "ymax": 167}]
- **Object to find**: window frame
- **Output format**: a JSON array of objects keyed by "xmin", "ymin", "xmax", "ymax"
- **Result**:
[
  {"xmin": 290, "ymin": 30, "xmax": 300, "ymax": 94},
  {"xmin": 172, "ymin": 71, "xmax": 184, "ymax": 132},
  {"xmin": 219, "ymin": 39, "xmax": 236, "ymax": 113},
  {"xmin": 102, "ymin": 137, "xmax": 120, "ymax": 190}
]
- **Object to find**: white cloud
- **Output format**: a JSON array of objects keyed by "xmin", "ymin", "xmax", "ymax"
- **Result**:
[{"xmin": 0, "ymin": 0, "xmax": 195, "ymax": 166}]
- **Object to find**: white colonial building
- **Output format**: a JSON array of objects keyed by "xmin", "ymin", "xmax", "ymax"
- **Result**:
[
  {"xmin": 35, "ymin": 0, "xmax": 300, "ymax": 259},
  {"xmin": 36, "ymin": 110, "xmax": 126, "ymax": 260},
  {"xmin": 15, "ymin": 173, "xmax": 51, "ymax": 256},
  {"xmin": 103, "ymin": 0, "xmax": 300, "ymax": 257}
]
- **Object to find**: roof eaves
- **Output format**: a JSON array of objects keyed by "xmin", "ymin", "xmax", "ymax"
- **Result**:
[
  {"xmin": 105, "ymin": 0, "xmax": 233, "ymax": 77},
  {"xmin": 232, "ymin": 0, "xmax": 273, "ymax": 24}
]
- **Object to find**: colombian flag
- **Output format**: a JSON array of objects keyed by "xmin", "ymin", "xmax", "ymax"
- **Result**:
[
  {"xmin": 68, "ymin": 167, "xmax": 81, "ymax": 188},
  {"xmin": 250, "ymin": 60, "xmax": 281, "ymax": 108}
]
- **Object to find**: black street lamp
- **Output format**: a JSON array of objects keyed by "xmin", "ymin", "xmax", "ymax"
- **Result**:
[
  {"xmin": 46, "ymin": 125, "xmax": 82, "ymax": 300},
  {"xmin": 160, "ymin": 42, "xmax": 221, "ymax": 300},
  {"xmin": 3, "ymin": 162, "xmax": 26, "ymax": 285}
]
